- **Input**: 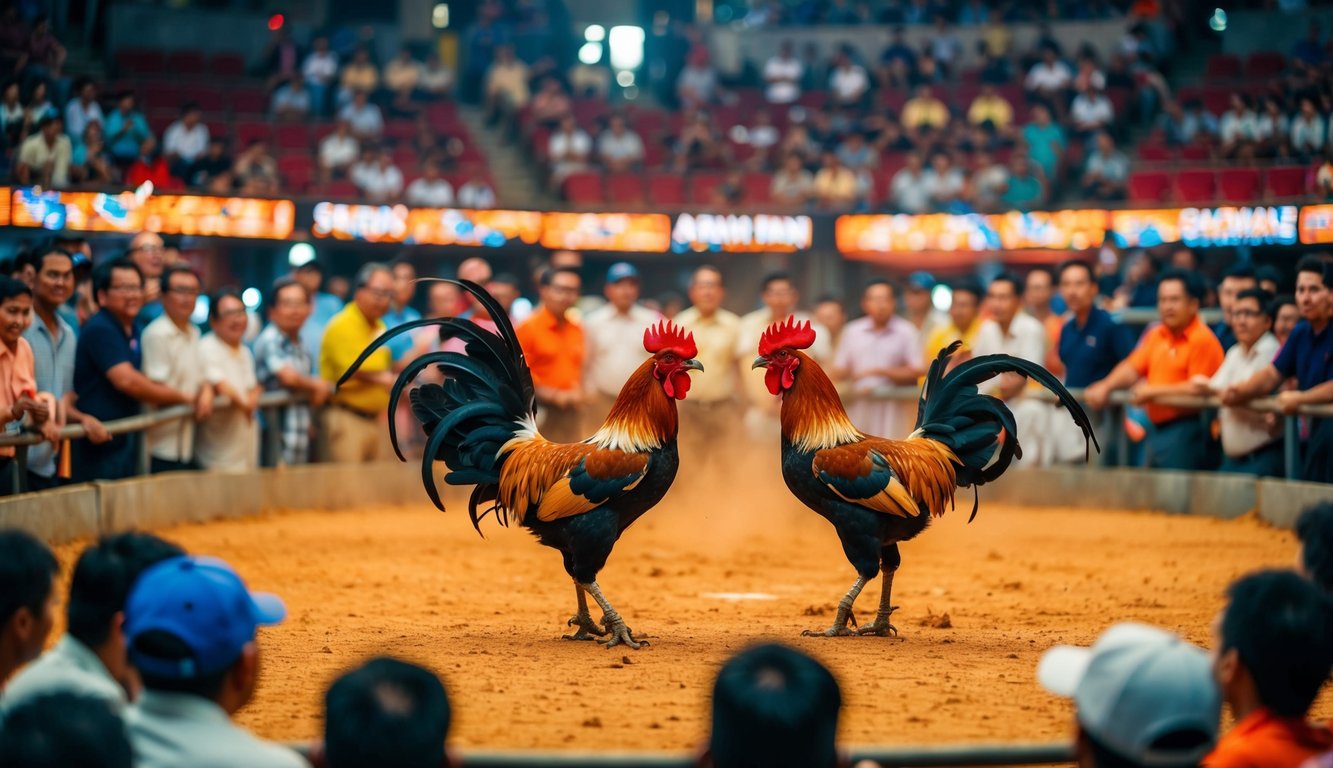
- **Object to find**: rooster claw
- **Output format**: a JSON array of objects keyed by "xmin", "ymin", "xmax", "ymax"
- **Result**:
[
  {"xmin": 801, "ymin": 626, "xmax": 855, "ymax": 637},
  {"xmin": 599, "ymin": 621, "xmax": 648, "ymax": 650},
  {"xmin": 563, "ymin": 614, "xmax": 607, "ymax": 641},
  {"xmin": 857, "ymin": 606, "xmax": 900, "ymax": 637}
]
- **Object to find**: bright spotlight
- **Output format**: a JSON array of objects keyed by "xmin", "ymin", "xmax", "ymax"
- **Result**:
[
  {"xmin": 609, "ymin": 26, "xmax": 645, "ymax": 71},
  {"xmin": 1208, "ymin": 8, "xmax": 1227, "ymax": 32},
  {"xmin": 242, "ymin": 287, "xmax": 262, "ymax": 310},
  {"xmin": 615, "ymin": 70, "xmax": 635, "ymax": 87},
  {"xmin": 432, "ymin": 4, "xmax": 450, "ymax": 29},
  {"xmin": 931, "ymin": 284, "xmax": 952, "ymax": 312},
  {"xmin": 191, "ymin": 296, "xmax": 209, "ymax": 325},
  {"xmin": 578, "ymin": 42, "xmax": 603, "ymax": 65},
  {"xmin": 288, "ymin": 242, "xmax": 316, "ymax": 267},
  {"xmin": 584, "ymin": 24, "xmax": 606, "ymax": 42}
]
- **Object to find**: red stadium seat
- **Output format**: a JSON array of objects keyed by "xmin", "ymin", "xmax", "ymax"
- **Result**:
[
  {"xmin": 1137, "ymin": 143, "xmax": 1173, "ymax": 163},
  {"xmin": 1174, "ymin": 169, "xmax": 1216, "ymax": 204},
  {"xmin": 1246, "ymin": 52, "xmax": 1286, "ymax": 78},
  {"xmin": 322, "ymin": 180, "xmax": 359, "ymax": 199},
  {"xmin": 166, "ymin": 51, "xmax": 207, "ymax": 75},
  {"xmin": 1205, "ymin": 54, "xmax": 1242, "ymax": 79},
  {"xmin": 690, "ymin": 172, "xmax": 725, "ymax": 205},
  {"xmin": 742, "ymin": 172, "xmax": 773, "ymax": 205},
  {"xmin": 311, "ymin": 122, "xmax": 338, "ymax": 143},
  {"xmin": 274, "ymin": 124, "xmax": 309, "ymax": 151},
  {"xmin": 1266, "ymin": 166, "xmax": 1307, "ymax": 198},
  {"xmin": 277, "ymin": 155, "xmax": 314, "ymax": 193},
  {"xmin": 234, "ymin": 120, "xmax": 272, "ymax": 146},
  {"xmin": 1179, "ymin": 143, "xmax": 1212, "ymax": 162},
  {"xmin": 383, "ymin": 120, "xmax": 416, "ymax": 142},
  {"xmin": 211, "ymin": 53, "xmax": 247, "ymax": 78},
  {"xmin": 647, "ymin": 173, "xmax": 685, "ymax": 207},
  {"xmin": 142, "ymin": 84, "xmax": 182, "ymax": 111},
  {"xmin": 605, "ymin": 173, "xmax": 646, "ymax": 206},
  {"xmin": 116, "ymin": 49, "xmax": 166, "ymax": 75},
  {"xmin": 1128, "ymin": 171, "xmax": 1171, "ymax": 204},
  {"xmin": 1200, "ymin": 88, "xmax": 1231, "ymax": 117},
  {"xmin": 1218, "ymin": 168, "xmax": 1260, "ymax": 202},
  {"xmin": 229, "ymin": 89, "xmax": 269, "ymax": 116},
  {"xmin": 562, "ymin": 171, "xmax": 604, "ymax": 205},
  {"xmin": 191, "ymin": 90, "xmax": 227, "ymax": 116}
]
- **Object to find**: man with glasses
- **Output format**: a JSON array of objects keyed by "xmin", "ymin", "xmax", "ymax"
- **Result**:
[
  {"xmin": 254, "ymin": 278, "xmax": 330, "ymax": 466},
  {"xmin": 69, "ymin": 257, "xmax": 193, "ymax": 482},
  {"xmin": 127, "ymin": 231, "xmax": 167, "ymax": 330},
  {"xmin": 515, "ymin": 267, "xmax": 585, "ymax": 443},
  {"xmin": 320, "ymin": 262, "xmax": 395, "ymax": 463},
  {"xmin": 141, "ymin": 264, "xmax": 214, "ymax": 473},
  {"xmin": 22, "ymin": 244, "xmax": 91, "ymax": 490}
]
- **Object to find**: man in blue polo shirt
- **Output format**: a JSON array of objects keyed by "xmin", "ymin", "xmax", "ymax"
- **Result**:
[
  {"xmin": 68, "ymin": 257, "xmax": 192, "ymax": 482},
  {"xmin": 1223, "ymin": 256, "xmax": 1333, "ymax": 482}
]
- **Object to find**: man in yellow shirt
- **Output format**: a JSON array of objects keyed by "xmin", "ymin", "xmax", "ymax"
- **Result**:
[
  {"xmin": 902, "ymin": 85, "xmax": 950, "ymax": 143},
  {"xmin": 321, "ymin": 263, "xmax": 394, "ymax": 463},
  {"xmin": 923, "ymin": 278, "xmax": 983, "ymax": 365},
  {"xmin": 673, "ymin": 265, "xmax": 740, "ymax": 463},
  {"xmin": 967, "ymin": 85, "xmax": 1014, "ymax": 132}
]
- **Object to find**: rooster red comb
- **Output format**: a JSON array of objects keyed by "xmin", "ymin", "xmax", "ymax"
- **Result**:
[
  {"xmin": 643, "ymin": 320, "xmax": 698, "ymax": 359},
  {"xmin": 758, "ymin": 316, "xmax": 816, "ymax": 357}
]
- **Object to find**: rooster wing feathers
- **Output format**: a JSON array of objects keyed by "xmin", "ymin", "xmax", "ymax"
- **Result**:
[{"xmin": 811, "ymin": 439, "xmax": 959, "ymax": 520}]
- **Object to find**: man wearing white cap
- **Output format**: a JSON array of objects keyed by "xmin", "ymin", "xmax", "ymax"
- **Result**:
[
  {"xmin": 1038, "ymin": 622, "xmax": 1221, "ymax": 768},
  {"xmin": 123, "ymin": 555, "xmax": 306, "ymax": 768}
]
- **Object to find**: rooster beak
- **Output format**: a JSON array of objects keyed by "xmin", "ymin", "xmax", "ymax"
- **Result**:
[
  {"xmin": 751, "ymin": 356, "xmax": 769, "ymax": 369},
  {"xmin": 682, "ymin": 359, "xmax": 704, "ymax": 372}
]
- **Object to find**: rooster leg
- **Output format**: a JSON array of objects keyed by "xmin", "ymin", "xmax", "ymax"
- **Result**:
[
  {"xmin": 857, "ymin": 569, "xmax": 900, "ymax": 637},
  {"xmin": 803, "ymin": 576, "xmax": 868, "ymax": 637},
  {"xmin": 581, "ymin": 581, "xmax": 648, "ymax": 650},
  {"xmin": 563, "ymin": 583, "xmax": 607, "ymax": 641}
]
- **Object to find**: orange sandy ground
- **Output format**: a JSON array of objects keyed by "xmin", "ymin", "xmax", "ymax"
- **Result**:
[{"xmin": 48, "ymin": 458, "xmax": 1323, "ymax": 753}]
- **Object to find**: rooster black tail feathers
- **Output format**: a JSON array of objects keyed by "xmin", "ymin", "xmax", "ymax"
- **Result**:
[
  {"xmin": 337, "ymin": 279, "xmax": 535, "ymax": 519},
  {"xmin": 915, "ymin": 342, "xmax": 1099, "ymax": 492}
]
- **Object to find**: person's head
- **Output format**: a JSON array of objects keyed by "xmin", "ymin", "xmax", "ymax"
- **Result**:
[
  {"xmin": 125, "ymin": 555, "xmax": 286, "ymax": 714},
  {"xmin": 158, "ymin": 264, "xmax": 201, "ymax": 327},
  {"xmin": 390, "ymin": 258, "xmax": 416, "ymax": 307},
  {"xmin": 426, "ymin": 281, "xmax": 461, "ymax": 319},
  {"xmin": 92, "ymin": 257, "xmax": 144, "ymax": 324},
  {"xmin": 116, "ymin": 90, "xmax": 136, "ymax": 114},
  {"xmin": 458, "ymin": 257, "xmax": 494, "ymax": 285},
  {"xmin": 324, "ymin": 657, "xmax": 452, "ymax": 768},
  {"xmin": 761, "ymin": 272, "xmax": 798, "ymax": 317},
  {"xmin": 1213, "ymin": 570, "xmax": 1333, "ymax": 718},
  {"xmin": 604, "ymin": 262, "xmax": 641, "ymax": 312},
  {"xmin": 268, "ymin": 277, "xmax": 311, "ymax": 336},
  {"xmin": 0, "ymin": 277, "xmax": 32, "ymax": 348},
  {"xmin": 904, "ymin": 271, "xmax": 936, "ymax": 315},
  {"xmin": 539, "ymin": 267, "xmax": 581, "ymax": 317},
  {"xmin": 485, "ymin": 274, "xmax": 520, "ymax": 313},
  {"xmin": 1156, "ymin": 269, "xmax": 1203, "ymax": 333},
  {"xmin": 352, "ymin": 89, "xmax": 370, "ymax": 108},
  {"xmin": 860, "ymin": 281, "xmax": 894, "ymax": 327},
  {"xmin": 688, "ymin": 265, "xmax": 725, "ymax": 316},
  {"xmin": 1272, "ymin": 293, "xmax": 1300, "ymax": 343},
  {"xmin": 986, "ymin": 273, "xmax": 1023, "ymax": 327},
  {"xmin": 127, "ymin": 231, "xmax": 166, "ymax": 280},
  {"xmin": 1217, "ymin": 263, "xmax": 1258, "ymax": 324},
  {"xmin": 0, "ymin": 692, "xmax": 132, "ymax": 768},
  {"xmin": 949, "ymin": 279, "xmax": 982, "ymax": 331},
  {"xmin": 208, "ymin": 289, "xmax": 248, "ymax": 347},
  {"xmin": 0, "ymin": 530, "xmax": 59, "ymax": 678},
  {"xmin": 904, "ymin": 151, "xmax": 923, "ymax": 172},
  {"xmin": 1031, "ymin": 103, "xmax": 1051, "ymax": 126},
  {"xmin": 294, "ymin": 261, "xmax": 324, "ymax": 295},
  {"xmin": 814, "ymin": 295, "xmax": 847, "ymax": 337},
  {"xmin": 180, "ymin": 101, "xmax": 201, "ymax": 126},
  {"xmin": 1295, "ymin": 256, "xmax": 1331, "ymax": 323},
  {"xmin": 1058, "ymin": 259, "xmax": 1098, "ymax": 317},
  {"xmin": 703, "ymin": 644, "xmax": 841, "ymax": 768},
  {"xmin": 75, "ymin": 77, "xmax": 96, "ymax": 103},
  {"xmin": 1025, "ymin": 268, "xmax": 1053, "ymax": 313},
  {"xmin": 820, "ymin": 149, "xmax": 839, "ymax": 170},
  {"xmin": 37, "ymin": 113, "xmax": 60, "ymax": 142},
  {"xmin": 30, "ymin": 245, "xmax": 74, "ymax": 311},
  {"xmin": 1039, "ymin": 623, "xmax": 1220, "ymax": 768},
  {"xmin": 1254, "ymin": 264, "xmax": 1281, "ymax": 295},
  {"xmin": 354, "ymin": 263, "xmax": 394, "ymax": 322},
  {"xmin": 1297, "ymin": 502, "xmax": 1333, "ymax": 595},
  {"xmin": 1230, "ymin": 288, "xmax": 1273, "ymax": 348}
]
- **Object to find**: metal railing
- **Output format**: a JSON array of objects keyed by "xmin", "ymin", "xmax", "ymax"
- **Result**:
[{"xmin": 1, "ymin": 390, "xmax": 306, "ymax": 493}]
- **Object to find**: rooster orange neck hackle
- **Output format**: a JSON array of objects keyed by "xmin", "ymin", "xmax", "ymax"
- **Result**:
[
  {"xmin": 590, "ymin": 357, "xmax": 680, "ymax": 452},
  {"xmin": 780, "ymin": 350, "xmax": 861, "ymax": 452}
]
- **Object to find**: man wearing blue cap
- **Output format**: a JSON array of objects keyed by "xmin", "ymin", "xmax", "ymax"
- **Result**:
[
  {"xmin": 583, "ymin": 261, "xmax": 661, "ymax": 423},
  {"xmin": 123, "ymin": 555, "xmax": 307, "ymax": 768},
  {"xmin": 902, "ymin": 271, "xmax": 948, "ymax": 343}
]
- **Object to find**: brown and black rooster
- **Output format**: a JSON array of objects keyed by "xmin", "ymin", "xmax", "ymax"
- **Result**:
[
  {"xmin": 340, "ymin": 280, "xmax": 702, "ymax": 649},
  {"xmin": 752, "ymin": 317, "xmax": 1097, "ymax": 637}
]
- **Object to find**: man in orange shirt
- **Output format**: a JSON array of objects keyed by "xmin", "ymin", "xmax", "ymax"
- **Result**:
[
  {"xmin": 515, "ymin": 267, "xmax": 584, "ymax": 442},
  {"xmin": 1205, "ymin": 570, "xmax": 1333, "ymax": 768},
  {"xmin": 1085, "ymin": 269, "xmax": 1224, "ymax": 470},
  {"xmin": 0, "ymin": 277, "xmax": 52, "ymax": 495}
]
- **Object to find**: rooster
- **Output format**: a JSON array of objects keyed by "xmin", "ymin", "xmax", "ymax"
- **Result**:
[
  {"xmin": 339, "ymin": 280, "xmax": 703, "ymax": 649},
  {"xmin": 752, "ymin": 317, "xmax": 1097, "ymax": 637}
]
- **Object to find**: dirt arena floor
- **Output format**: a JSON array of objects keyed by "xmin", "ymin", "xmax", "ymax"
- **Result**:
[{"xmin": 49, "ymin": 455, "xmax": 1324, "ymax": 752}]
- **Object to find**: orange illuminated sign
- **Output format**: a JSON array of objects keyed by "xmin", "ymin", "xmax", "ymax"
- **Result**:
[
  {"xmin": 540, "ymin": 212, "xmax": 672, "ymax": 252},
  {"xmin": 10, "ymin": 188, "xmax": 295, "ymax": 239},
  {"xmin": 1300, "ymin": 204, "xmax": 1333, "ymax": 244},
  {"xmin": 310, "ymin": 202, "xmax": 543, "ymax": 247}
]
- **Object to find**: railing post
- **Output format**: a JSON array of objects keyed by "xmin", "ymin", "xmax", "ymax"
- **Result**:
[
  {"xmin": 1284, "ymin": 413, "xmax": 1301, "ymax": 480},
  {"xmin": 263, "ymin": 405, "xmax": 282, "ymax": 467},
  {"xmin": 1114, "ymin": 403, "xmax": 1129, "ymax": 467},
  {"xmin": 12, "ymin": 444, "xmax": 25, "ymax": 493},
  {"xmin": 136, "ymin": 429, "xmax": 150, "ymax": 476}
]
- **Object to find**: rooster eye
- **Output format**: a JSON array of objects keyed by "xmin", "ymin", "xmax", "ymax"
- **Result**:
[{"xmin": 777, "ymin": 350, "xmax": 789, "ymax": 358}]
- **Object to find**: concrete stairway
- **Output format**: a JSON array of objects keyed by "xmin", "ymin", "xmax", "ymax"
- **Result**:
[{"xmin": 455, "ymin": 104, "xmax": 555, "ymax": 210}]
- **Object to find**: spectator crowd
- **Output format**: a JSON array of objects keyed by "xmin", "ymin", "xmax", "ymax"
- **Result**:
[{"xmin": 2, "ymin": 501, "xmax": 1333, "ymax": 768}]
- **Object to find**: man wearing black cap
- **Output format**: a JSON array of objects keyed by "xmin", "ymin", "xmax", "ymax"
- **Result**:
[{"xmin": 123, "ymin": 555, "xmax": 306, "ymax": 768}]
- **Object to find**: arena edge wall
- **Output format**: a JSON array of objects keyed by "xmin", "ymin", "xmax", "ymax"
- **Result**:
[{"xmin": 0, "ymin": 465, "xmax": 1326, "ymax": 544}]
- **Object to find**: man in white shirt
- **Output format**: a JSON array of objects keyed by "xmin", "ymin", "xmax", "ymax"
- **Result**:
[
  {"xmin": 140, "ymin": 264, "xmax": 213, "ymax": 473},
  {"xmin": 124, "ymin": 555, "xmax": 306, "ymax": 768},
  {"xmin": 597, "ymin": 113, "xmax": 644, "ymax": 172},
  {"xmin": 764, "ymin": 40, "xmax": 803, "ymax": 104},
  {"xmin": 832, "ymin": 280, "xmax": 922, "ymax": 437},
  {"xmin": 1069, "ymin": 85, "xmax": 1114, "ymax": 139},
  {"xmin": 318, "ymin": 119, "xmax": 359, "ymax": 182},
  {"xmin": 195, "ymin": 290, "xmax": 260, "ymax": 472},
  {"xmin": 549, "ymin": 114, "xmax": 591, "ymax": 186},
  {"xmin": 971, "ymin": 273, "xmax": 1051, "ymax": 465},
  {"xmin": 405, "ymin": 159, "xmax": 455, "ymax": 207},
  {"xmin": 1195, "ymin": 288, "xmax": 1284, "ymax": 476},
  {"xmin": 735, "ymin": 272, "xmax": 831, "ymax": 440},
  {"xmin": 162, "ymin": 102, "xmax": 209, "ymax": 179},
  {"xmin": 458, "ymin": 176, "xmax": 496, "ymax": 209},
  {"xmin": 582, "ymin": 262, "xmax": 661, "ymax": 418},
  {"xmin": 1, "ymin": 532, "xmax": 183, "ymax": 715},
  {"xmin": 64, "ymin": 78, "xmax": 103, "ymax": 145},
  {"xmin": 828, "ymin": 51, "xmax": 869, "ymax": 108},
  {"xmin": 352, "ymin": 147, "xmax": 404, "ymax": 203},
  {"xmin": 338, "ymin": 90, "xmax": 383, "ymax": 141},
  {"xmin": 890, "ymin": 152, "xmax": 931, "ymax": 214},
  {"xmin": 1025, "ymin": 48, "xmax": 1072, "ymax": 100}
]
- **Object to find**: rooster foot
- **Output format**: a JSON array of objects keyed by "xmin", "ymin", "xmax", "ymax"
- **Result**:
[
  {"xmin": 802, "ymin": 625, "xmax": 856, "ymax": 637},
  {"xmin": 599, "ymin": 619, "xmax": 648, "ymax": 650},
  {"xmin": 562, "ymin": 614, "xmax": 608, "ymax": 641},
  {"xmin": 856, "ymin": 606, "xmax": 900, "ymax": 637}
]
